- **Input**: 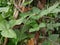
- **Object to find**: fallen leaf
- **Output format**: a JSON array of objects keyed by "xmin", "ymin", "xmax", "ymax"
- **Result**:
[{"xmin": 27, "ymin": 38, "xmax": 34, "ymax": 45}]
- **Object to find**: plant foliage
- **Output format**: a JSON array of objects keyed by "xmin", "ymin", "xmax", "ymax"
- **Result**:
[{"xmin": 0, "ymin": 0, "xmax": 60, "ymax": 45}]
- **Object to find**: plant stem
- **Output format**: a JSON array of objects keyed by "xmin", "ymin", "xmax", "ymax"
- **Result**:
[{"xmin": 3, "ymin": 38, "xmax": 8, "ymax": 45}]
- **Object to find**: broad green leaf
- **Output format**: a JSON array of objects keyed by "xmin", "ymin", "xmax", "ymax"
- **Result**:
[
  {"xmin": 0, "ymin": 7, "xmax": 9, "ymax": 12},
  {"xmin": 20, "ymin": 7, "xmax": 40, "ymax": 20},
  {"xmin": 42, "ymin": 40, "xmax": 51, "ymax": 45},
  {"xmin": 15, "ymin": 15, "xmax": 29, "ymax": 24},
  {"xmin": 22, "ymin": 0, "xmax": 33, "ymax": 6},
  {"xmin": 39, "ymin": 3, "xmax": 59, "ymax": 17},
  {"xmin": 25, "ymin": 19, "xmax": 38, "ymax": 28},
  {"xmin": 7, "ymin": 38, "xmax": 18, "ymax": 45},
  {"xmin": 29, "ymin": 23, "xmax": 46, "ymax": 32},
  {"xmin": 20, "ymin": 11, "xmax": 31, "ymax": 17},
  {"xmin": 0, "ymin": 0, "xmax": 7, "ymax": 7},
  {"xmin": 53, "ymin": 23, "xmax": 60, "ymax": 27},
  {"xmin": 0, "ymin": 20, "xmax": 10, "ymax": 31},
  {"xmin": 47, "ymin": 23, "xmax": 60, "ymax": 30},
  {"xmin": 9, "ymin": 20, "xmax": 16, "ymax": 28},
  {"xmin": 9, "ymin": 15, "xmax": 28, "ymax": 27},
  {"xmin": 1, "ymin": 29, "xmax": 17, "ymax": 38},
  {"xmin": 15, "ymin": 18, "xmax": 24, "ymax": 25},
  {"xmin": 29, "ymin": 27, "xmax": 39, "ymax": 32},
  {"xmin": 39, "ymin": 23, "xmax": 46, "ymax": 28},
  {"xmin": 19, "ymin": 34, "xmax": 28, "ymax": 41},
  {"xmin": 32, "ymin": 7, "xmax": 40, "ymax": 14},
  {"xmin": 51, "ymin": 8, "xmax": 60, "ymax": 13},
  {"xmin": 31, "ymin": 3, "xmax": 59, "ymax": 20},
  {"xmin": 0, "ymin": 20, "xmax": 15, "ymax": 40},
  {"xmin": 0, "ymin": 23, "xmax": 5, "ymax": 31},
  {"xmin": 0, "ymin": 15, "xmax": 4, "ymax": 22},
  {"xmin": 30, "ymin": 7, "xmax": 40, "ymax": 19},
  {"xmin": 30, "ymin": 3, "xmax": 59, "ymax": 20},
  {"xmin": 14, "ymin": 30, "xmax": 28, "ymax": 42},
  {"xmin": 49, "ymin": 34, "xmax": 59, "ymax": 41},
  {"xmin": 47, "ymin": 23, "xmax": 54, "ymax": 30},
  {"xmin": 8, "ymin": 38, "xmax": 18, "ymax": 45}
]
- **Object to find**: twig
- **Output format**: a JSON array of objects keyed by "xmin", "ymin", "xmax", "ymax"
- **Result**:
[
  {"xmin": 3, "ymin": 38, "xmax": 8, "ymax": 45},
  {"xmin": 14, "ymin": 3, "xmax": 23, "ymax": 13},
  {"xmin": 21, "ymin": 0, "xmax": 25, "ymax": 6},
  {"xmin": 14, "ymin": 0, "xmax": 22, "ymax": 12},
  {"xmin": 13, "ymin": 8, "xmax": 19, "ymax": 19}
]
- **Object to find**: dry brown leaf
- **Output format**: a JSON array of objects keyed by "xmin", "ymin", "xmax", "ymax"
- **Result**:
[
  {"xmin": 27, "ymin": 38, "xmax": 35, "ymax": 45},
  {"xmin": 20, "ymin": 6, "xmax": 31, "ymax": 13},
  {"xmin": 37, "ymin": 1, "xmax": 44, "ymax": 9},
  {"xmin": 14, "ymin": 0, "xmax": 31, "ymax": 13},
  {"xmin": 34, "ymin": 32, "xmax": 40, "ymax": 45},
  {"xmin": 41, "ymin": 0, "xmax": 46, "ymax": 4},
  {"xmin": 35, "ymin": 32, "xmax": 40, "ymax": 41}
]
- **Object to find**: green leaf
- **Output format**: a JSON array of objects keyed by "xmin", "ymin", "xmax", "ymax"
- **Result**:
[
  {"xmin": 29, "ymin": 23, "xmax": 46, "ymax": 32},
  {"xmin": 47, "ymin": 23, "xmax": 54, "ymax": 30},
  {"xmin": 29, "ymin": 27, "xmax": 39, "ymax": 32},
  {"xmin": 14, "ymin": 30, "xmax": 28, "ymax": 42},
  {"xmin": 0, "ymin": 23, "xmax": 5, "ymax": 31},
  {"xmin": 49, "ymin": 34, "xmax": 59, "ymax": 41},
  {"xmin": 40, "ymin": 3, "xmax": 59, "ymax": 16},
  {"xmin": 0, "ymin": 15, "xmax": 4, "ymax": 22},
  {"xmin": 51, "ymin": 8, "xmax": 60, "ymax": 13},
  {"xmin": 32, "ymin": 3, "xmax": 59, "ymax": 20},
  {"xmin": 30, "ymin": 3, "xmax": 59, "ymax": 20},
  {"xmin": 47, "ymin": 23, "xmax": 60, "ymax": 30},
  {"xmin": 22, "ymin": 0, "xmax": 33, "ymax": 6},
  {"xmin": 39, "ymin": 23, "xmax": 46, "ymax": 28},
  {"xmin": 42, "ymin": 40, "xmax": 51, "ymax": 45},
  {"xmin": 30, "ymin": 7, "xmax": 41, "ymax": 19},
  {"xmin": 0, "ymin": 20, "xmax": 10, "ymax": 31},
  {"xmin": 53, "ymin": 23, "xmax": 60, "ymax": 27},
  {"xmin": 0, "ymin": 7, "xmax": 9, "ymax": 12},
  {"xmin": 32, "ymin": 7, "xmax": 40, "ymax": 14},
  {"xmin": 15, "ymin": 18, "xmax": 24, "ymax": 25},
  {"xmin": 25, "ymin": 19, "xmax": 38, "ymax": 28},
  {"xmin": 0, "ymin": 0, "xmax": 7, "ymax": 7},
  {"xmin": 19, "ymin": 34, "xmax": 28, "ymax": 41},
  {"xmin": 0, "ymin": 20, "xmax": 17, "ymax": 38},
  {"xmin": 1, "ymin": 29, "xmax": 17, "ymax": 38},
  {"xmin": 9, "ymin": 15, "xmax": 28, "ymax": 27}
]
